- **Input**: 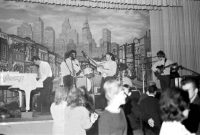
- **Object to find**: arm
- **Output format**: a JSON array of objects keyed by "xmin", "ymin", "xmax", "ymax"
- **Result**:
[
  {"xmin": 121, "ymin": 109, "xmax": 128, "ymax": 135},
  {"xmin": 152, "ymin": 61, "xmax": 158, "ymax": 72},
  {"xmin": 73, "ymin": 60, "xmax": 81, "ymax": 74},
  {"xmin": 80, "ymin": 107, "xmax": 94, "ymax": 129}
]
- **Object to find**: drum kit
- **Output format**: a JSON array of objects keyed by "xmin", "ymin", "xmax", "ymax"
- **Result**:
[
  {"xmin": 76, "ymin": 62, "xmax": 135, "ymax": 93},
  {"xmin": 76, "ymin": 66, "xmax": 102, "ymax": 92}
]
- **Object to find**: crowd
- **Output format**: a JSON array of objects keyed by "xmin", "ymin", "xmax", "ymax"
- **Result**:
[{"xmin": 49, "ymin": 76, "xmax": 200, "ymax": 135}]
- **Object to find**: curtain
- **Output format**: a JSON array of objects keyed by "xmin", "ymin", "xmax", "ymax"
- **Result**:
[
  {"xmin": 150, "ymin": 0, "xmax": 200, "ymax": 79},
  {"xmin": 22, "ymin": 0, "xmax": 182, "ymax": 10}
]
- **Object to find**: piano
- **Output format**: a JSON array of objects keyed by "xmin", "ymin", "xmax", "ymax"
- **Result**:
[{"xmin": 0, "ymin": 72, "xmax": 43, "ymax": 111}]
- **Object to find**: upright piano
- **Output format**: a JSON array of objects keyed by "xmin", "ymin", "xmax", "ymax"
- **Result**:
[{"xmin": 0, "ymin": 72, "xmax": 43, "ymax": 111}]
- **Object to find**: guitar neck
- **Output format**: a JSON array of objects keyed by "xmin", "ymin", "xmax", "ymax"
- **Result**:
[{"xmin": 82, "ymin": 51, "xmax": 98, "ymax": 68}]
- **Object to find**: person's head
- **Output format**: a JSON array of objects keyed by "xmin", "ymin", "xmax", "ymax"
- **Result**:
[
  {"xmin": 146, "ymin": 85, "xmax": 157, "ymax": 96},
  {"xmin": 160, "ymin": 87, "xmax": 190, "ymax": 122},
  {"xmin": 157, "ymin": 50, "xmax": 166, "ymax": 61},
  {"xmin": 181, "ymin": 77, "xmax": 199, "ymax": 103},
  {"xmin": 69, "ymin": 50, "xmax": 77, "ymax": 60},
  {"xmin": 103, "ymin": 79, "xmax": 128, "ymax": 106},
  {"xmin": 105, "ymin": 52, "xmax": 115, "ymax": 61},
  {"xmin": 54, "ymin": 87, "xmax": 68, "ymax": 105},
  {"xmin": 64, "ymin": 51, "xmax": 70, "ymax": 59},
  {"xmin": 31, "ymin": 56, "xmax": 40, "ymax": 65},
  {"xmin": 66, "ymin": 87, "xmax": 85, "ymax": 108}
]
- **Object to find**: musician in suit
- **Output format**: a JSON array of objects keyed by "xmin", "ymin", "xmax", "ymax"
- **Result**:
[
  {"xmin": 152, "ymin": 50, "xmax": 174, "ymax": 91},
  {"xmin": 60, "ymin": 50, "xmax": 81, "ymax": 89},
  {"xmin": 31, "ymin": 56, "xmax": 53, "ymax": 112}
]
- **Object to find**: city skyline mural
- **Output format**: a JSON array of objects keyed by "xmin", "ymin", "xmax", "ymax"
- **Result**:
[{"xmin": 0, "ymin": 0, "xmax": 150, "ymax": 57}]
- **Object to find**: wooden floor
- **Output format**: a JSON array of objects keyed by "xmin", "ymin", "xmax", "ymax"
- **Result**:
[{"xmin": 0, "ymin": 112, "xmax": 98, "ymax": 135}]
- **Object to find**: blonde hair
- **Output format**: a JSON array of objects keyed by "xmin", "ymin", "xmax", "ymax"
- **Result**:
[
  {"xmin": 66, "ymin": 87, "xmax": 86, "ymax": 108},
  {"xmin": 103, "ymin": 79, "xmax": 121, "ymax": 101},
  {"xmin": 54, "ymin": 87, "xmax": 68, "ymax": 105}
]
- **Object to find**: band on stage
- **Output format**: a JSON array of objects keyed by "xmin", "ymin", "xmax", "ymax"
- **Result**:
[{"xmin": 1, "ymin": 49, "xmax": 195, "ymax": 113}]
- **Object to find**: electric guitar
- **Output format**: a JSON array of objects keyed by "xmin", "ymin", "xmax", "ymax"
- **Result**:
[{"xmin": 154, "ymin": 63, "xmax": 179, "ymax": 79}]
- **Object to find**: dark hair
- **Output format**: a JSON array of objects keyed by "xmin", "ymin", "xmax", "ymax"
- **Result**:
[
  {"xmin": 159, "ymin": 87, "xmax": 190, "ymax": 122},
  {"xmin": 69, "ymin": 50, "xmax": 76, "ymax": 55},
  {"xmin": 64, "ymin": 50, "xmax": 77, "ymax": 59},
  {"xmin": 106, "ymin": 52, "xmax": 115, "ymax": 61},
  {"xmin": 181, "ymin": 77, "xmax": 199, "ymax": 89},
  {"xmin": 79, "ymin": 86, "xmax": 95, "ymax": 112},
  {"xmin": 157, "ymin": 50, "xmax": 165, "ymax": 58},
  {"xmin": 31, "ymin": 56, "xmax": 40, "ymax": 61},
  {"xmin": 67, "ymin": 87, "xmax": 85, "ymax": 108},
  {"xmin": 147, "ymin": 85, "xmax": 158, "ymax": 94}
]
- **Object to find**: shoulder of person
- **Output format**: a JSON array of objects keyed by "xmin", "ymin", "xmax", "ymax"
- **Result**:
[{"xmin": 75, "ymin": 106, "xmax": 89, "ymax": 112}]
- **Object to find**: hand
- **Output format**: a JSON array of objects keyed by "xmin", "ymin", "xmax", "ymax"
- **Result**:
[
  {"xmin": 90, "ymin": 112, "xmax": 98, "ymax": 123},
  {"xmin": 148, "ymin": 118, "xmax": 154, "ymax": 127}
]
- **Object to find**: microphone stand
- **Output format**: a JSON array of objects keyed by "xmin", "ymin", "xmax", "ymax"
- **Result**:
[
  {"xmin": 179, "ymin": 66, "xmax": 200, "ymax": 76},
  {"xmin": 175, "ymin": 65, "xmax": 200, "ymax": 88}
]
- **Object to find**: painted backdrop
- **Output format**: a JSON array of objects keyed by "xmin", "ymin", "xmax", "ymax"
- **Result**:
[{"xmin": 0, "ymin": 0, "xmax": 150, "ymax": 59}]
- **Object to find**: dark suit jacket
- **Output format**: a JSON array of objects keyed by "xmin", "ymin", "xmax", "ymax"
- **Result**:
[
  {"xmin": 193, "ymin": 95, "xmax": 200, "ymax": 105},
  {"xmin": 182, "ymin": 103, "xmax": 200, "ymax": 133},
  {"xmin": 139, "ymin": 96, "xmax": 162, "ymax": 135}
]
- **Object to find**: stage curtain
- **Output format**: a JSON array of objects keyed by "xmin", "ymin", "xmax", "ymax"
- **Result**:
[
  {"xmin": 150, "ymin": 0, "xmax": 200, "ymax": 78},
  {"xmin": 22, "ymin": 0, "xmax": 182, "ymax": 9}
]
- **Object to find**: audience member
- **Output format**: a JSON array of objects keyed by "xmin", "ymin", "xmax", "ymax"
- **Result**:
[
  {"xmin": 50, "ymin": 87, "xmax": 68, "ymax": 135},
  {"xmin": 159, "ymin": 87, "xmax": 194, "ymax": 135},
  {"xmin": 64, "ymin": 87, "xmax": 98, "ymax": 135},
  {"xmin": 139, "ymin": 85, "xmax": 162, "ymax": 135},
  {"xmin": 181, "ymin": 77, "xmax": 200, "ymax": 105},
  {"xmin": 98, "ymin": 79, "xmax": 128, "ymax": 135},
  {"xmin": 181, "ymin": 77, "xmax": 200, "ymax": 133},
  {"xmin": 126, "ymin": 86, "xmax": 143, "ymax": 135}
]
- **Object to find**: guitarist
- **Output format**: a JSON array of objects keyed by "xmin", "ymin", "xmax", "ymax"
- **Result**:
[
  {"xmin": 152, "ymin": 50, "xmax": 174, "ymax": 91},
  {"xmin": 85, "ymin": 52, "xmax": 117, "ymax": 109},
  {"xmin": 60, "ymin": 50, "xmax": 82, "ymax": 89}
]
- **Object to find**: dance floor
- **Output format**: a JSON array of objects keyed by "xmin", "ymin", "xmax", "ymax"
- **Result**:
[
  {"xmin": 0, "ymin": 112, "xmax": 53, "ymax": 135},
  {"xmin": 0, "ymin": 112, "xmax": 98, "ymax": 135}
]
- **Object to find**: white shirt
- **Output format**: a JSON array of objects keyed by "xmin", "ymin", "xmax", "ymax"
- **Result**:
[
  {"xmin": 152, "ymin": 59, "xmax": 173, "ymax": 75},
  {"xmin": 38, "ymin": 61, "xmax": 52, "ymax": 82},
  {"xmin": 60, "ymin": 58, "xmax": 81, "ymax": 77},
  {"xmin": 159, "ymin": 121, "xmax": 195, "ymax": 135}
]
